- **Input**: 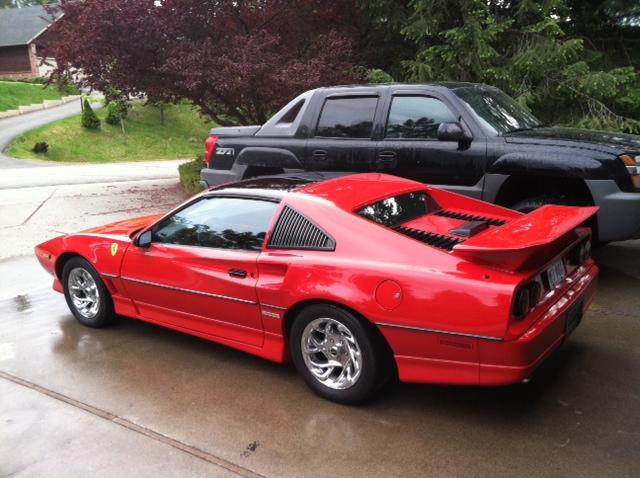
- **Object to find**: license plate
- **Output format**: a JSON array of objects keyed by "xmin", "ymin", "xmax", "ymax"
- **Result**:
[
  {"xmin": 547, "ymin": 260, "xmax": 566, "ymax": 289},
  {"xmin": 565, "ymin": 300, "xmax": 584, "ymax": 339}
]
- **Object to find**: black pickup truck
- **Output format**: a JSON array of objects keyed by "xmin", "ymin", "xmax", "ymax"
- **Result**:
[{"xmin": 200, "ymin": 83, "xmax": 640, "ymax": 242}]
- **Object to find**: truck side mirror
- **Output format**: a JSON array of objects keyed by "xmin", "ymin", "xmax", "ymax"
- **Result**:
[
  {"xmin": 137, "ymin": 230, "xmax": 152, "ymax": 248},
  {"xmin": 437, "ymin": 122, "xmax": 472, "ymax": 142}
]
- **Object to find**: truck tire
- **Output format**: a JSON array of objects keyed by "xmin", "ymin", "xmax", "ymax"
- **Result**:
[
  {"xmin": 242, "ymin": 166, "xmax": 285, "ymax": 180},
  {"xmin": 509, "ymin": 194, "xmax": 568, "ymax": 213}
]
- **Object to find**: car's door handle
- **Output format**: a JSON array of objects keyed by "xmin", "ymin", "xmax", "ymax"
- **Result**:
[
  {"xmin": 228, "ymin": 268, "xmax": 247, "ymax": 278},
  {"xmin": 313, "ymin": 150, "xmax": 327, "ymax": 160},
  {"xmin": 377, "ymin": 151, "xmax": 397, "ymax": 162}
]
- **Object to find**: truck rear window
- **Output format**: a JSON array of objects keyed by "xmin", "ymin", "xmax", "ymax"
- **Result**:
[
  {"xmin": 316, "ymin": 97, "xmax": 378, "ymax": 138},
  {"xmin": 357, "ymin": 192, "xmax": 428, "ymax": 227}
]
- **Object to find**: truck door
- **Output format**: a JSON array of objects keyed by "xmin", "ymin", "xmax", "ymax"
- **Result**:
[
  {"xmin": 378, "ymin": 93, "xmax": 486, "ymax": 198},
  {"xmin": 305, "ymin": 95, "xmax": 379, "ymax": 172}
]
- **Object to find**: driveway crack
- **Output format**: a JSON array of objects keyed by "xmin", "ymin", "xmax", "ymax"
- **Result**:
[
  {"xmin": 21, "ymin": 188, "xmax": 57, "ymax": 226},
  {"xmin": 0, "ymin": 370, "xmax": 266, "ymax": 478}
]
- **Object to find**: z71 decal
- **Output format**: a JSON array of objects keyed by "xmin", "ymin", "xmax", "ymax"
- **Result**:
[{"xmin": 215, "ymin": 147, "xmax": 235, "ymax": 156}]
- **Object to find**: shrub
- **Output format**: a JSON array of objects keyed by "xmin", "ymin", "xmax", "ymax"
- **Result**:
[
  {"xmin": 105, "ymin": 102, "xmax": 121, "ymax": 125},
  {"xmin": 0, "ymin": 77, "xmax": 47, "ymax": 85},
  {"xmin": 32, "ymin": 141, "xmax": 49, "ymax": 154},
  {"xmin": 81, "ymin": 98, "xmax": 100, "ymax": 129},
  {"xmin": 105, "ymin": 100, "xmax": 130, "ymax": 125},
  {"xmin": 178, "ymin": 156, "xmax": 205, "ymax": 195}
]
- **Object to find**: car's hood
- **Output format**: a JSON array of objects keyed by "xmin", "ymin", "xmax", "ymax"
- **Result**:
[
  {"xmin": 82, "ymin": 214, "xmax": 163, "ymax": 238},
  {"xmin": 504, "ymin": 127, "xmax": 640, "ymax": 154}
]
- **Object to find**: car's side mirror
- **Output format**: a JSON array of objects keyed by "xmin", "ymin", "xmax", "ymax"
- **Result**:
[
  {"xmin": 137, "ymin": 230, "xmax": 152, "ymax": 248},
  {"xmin": 437, "ymin": 121, "xmax": 472, "ymax": 142}
]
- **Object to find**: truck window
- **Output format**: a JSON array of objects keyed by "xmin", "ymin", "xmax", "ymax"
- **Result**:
[
  {"xmin": 386, "ymin": 96, "xmax": 457, "ymax": 139},
  {"xmin": 316, "ymin": 97, "xmax": 378, "ymax": 138}
]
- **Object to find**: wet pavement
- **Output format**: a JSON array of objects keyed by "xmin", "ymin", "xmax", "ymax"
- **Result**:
[{"xmin": 1, "ymin": 179, "xmax": 639, "ymax": 477}]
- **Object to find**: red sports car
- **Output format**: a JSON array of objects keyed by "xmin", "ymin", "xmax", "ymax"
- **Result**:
[{"xmin": 35, "ymin": 173, "xmax": 598, "ymax": 403}]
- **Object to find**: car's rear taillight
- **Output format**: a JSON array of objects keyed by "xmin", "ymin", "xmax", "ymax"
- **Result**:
[
  {"xmin": 204, "ymin": 135, "xmax": 218, "ymax": 168},
  {"xmin": 512, "ymin": 281, "xmax": 542, "ymax": 320},
  {"xmin": 567, "ymin": 239, "xmax": 592, "ymax": 267}
]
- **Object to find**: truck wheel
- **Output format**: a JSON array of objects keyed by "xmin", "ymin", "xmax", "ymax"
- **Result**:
[
  {"xmin": 509, "ymin": 194, "xmax": 568, "ymax": 213},
  {"xmin": 290, "ymin": 304, "xmax": 389, "ymax": 404},
  {"xmin": 242, "ymin": 166, "xmax": 284, "ymax": 179}
]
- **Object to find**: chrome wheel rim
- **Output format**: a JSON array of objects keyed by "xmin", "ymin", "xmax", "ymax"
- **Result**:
[
  {"xmin": 301, "ymin": 318, "xmax": 362, "ymax": 390},
  {"xmin": 67, "ymin": 267, "xmax": 100, "ymax": 319}
]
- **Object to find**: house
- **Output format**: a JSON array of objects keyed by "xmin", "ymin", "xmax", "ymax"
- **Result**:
[{"xmin": 0, "ymin": 5, "xmax": 62, "ymax": 78}]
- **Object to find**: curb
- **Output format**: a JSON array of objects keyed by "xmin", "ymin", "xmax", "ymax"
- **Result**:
[{"xmin": 0, "ymin": 95, "xmax": 82, "ymax": 120}]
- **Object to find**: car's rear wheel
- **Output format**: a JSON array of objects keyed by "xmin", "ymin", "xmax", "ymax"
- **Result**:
[
  {"xmin": 290, "ymin": 304, "xmax": 389, "ymax": 404},
  {"xmin": 62, "ymin": 257, "xmax": 116, "ymax": 328}
]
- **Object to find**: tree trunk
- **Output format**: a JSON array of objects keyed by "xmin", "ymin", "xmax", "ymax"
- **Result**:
[{"xmin": 120, "ymin": 118, "xmax": 128, "ymax": 145}]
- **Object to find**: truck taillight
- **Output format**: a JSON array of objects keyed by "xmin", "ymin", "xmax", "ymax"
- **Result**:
[{"xmin": 204, "ymin": 135, "xmax": 218, "ymax": 168}]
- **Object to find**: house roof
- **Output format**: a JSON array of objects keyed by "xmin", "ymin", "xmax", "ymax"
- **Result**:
[{"xmin": 0, "ymin": 5, "xmax": 62, "ymax": 48}]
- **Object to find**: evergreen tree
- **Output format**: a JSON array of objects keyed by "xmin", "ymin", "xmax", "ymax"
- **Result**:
[
  {"xmin": 81, "ymin": 99, "xmax": 100, "ymax": 130},
  {"xmin": 366, "ymin": 0, "xmax": 640, "ymax": 132}
]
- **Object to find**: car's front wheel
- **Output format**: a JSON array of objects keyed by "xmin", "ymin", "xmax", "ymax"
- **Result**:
[
  {"xmin": 290, "ymin": 304, "xmax": 389, "ymax": 404},
  {"xmin": 62, "ymin": 257, "xmax": 116, "ymax": 328}
]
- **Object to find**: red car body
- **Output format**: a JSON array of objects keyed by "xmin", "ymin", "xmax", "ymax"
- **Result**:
[{"xmin": 35, "ymin": 173, "xmax": 598, "ymax": 386}]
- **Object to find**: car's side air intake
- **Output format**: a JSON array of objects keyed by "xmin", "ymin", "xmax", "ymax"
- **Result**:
[
  {"xmin": 268, "ymin": 206, "xmax": 336, "ymax": 251},
  {"xmin": 434, "ymin": 209, "xmax": 508, "ymax": 227},
  {"xmin": 392, "ymin": 225, "xmax": 464, "ymax": 251}
]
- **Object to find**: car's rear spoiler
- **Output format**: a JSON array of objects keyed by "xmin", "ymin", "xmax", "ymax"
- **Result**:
[{"xmin": 453, "ymin": 205, "xmax": 599, "ymax": 270}]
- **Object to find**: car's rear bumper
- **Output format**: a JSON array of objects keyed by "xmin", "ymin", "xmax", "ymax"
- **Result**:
[
  {"xmin": 477, "ymin": 263, "xmax": 598, "ymax": 384},
  {"xmin": 200, "ymin": 165, "xmax": 246, "ymax": 189},
  {"xmin": 392, "ymin": 263, "xmax": 598, "ymax": 385}
]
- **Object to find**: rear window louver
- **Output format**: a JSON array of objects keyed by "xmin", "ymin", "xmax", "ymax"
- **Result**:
[
  {"xmin": 268, "ymin": 206, "xmax": 335, "ymax": 251},
  {"xmin": 392, "ymin": 225, "xmax": 463, "ymax": 251},
  {"xmin": 434, "ymin": 209, "xmax": 507, "ymax": 227}
]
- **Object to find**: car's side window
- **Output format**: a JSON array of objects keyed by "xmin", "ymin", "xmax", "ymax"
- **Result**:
[
  {"xmin": 316, "ymin": 96, "xmax": 378, "ymax": 138},
  {"xmin": 152, "ymin": 197, "xmax": 278, "ymax": 251},
  {"xmin": 386, "ymin": 96, "xmax": 457, "ymax": 139}
]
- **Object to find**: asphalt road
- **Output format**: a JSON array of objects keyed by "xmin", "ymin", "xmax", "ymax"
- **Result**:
[
  {"xmin": 1, "ymin": 177, "xmax": 639, "ymax": 477},
  {"xmin": 0, "ymin": 99, "xmax": 100, "ymax": 168}
]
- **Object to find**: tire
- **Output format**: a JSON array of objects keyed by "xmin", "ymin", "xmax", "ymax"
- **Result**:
[
  {"xmin": 509, "ymin": 194, "xmax": 568, "ymax": 214},
  {"xmin": 62, "ymin": 257, "xmax": 116, "ymax": 328},
  {"xmin": 242, "ymin": 166, "xmax": 285, "ymax": 179},
  {"xmin": 290, "ymin": 304, "xmax": 390, "ymax": 404}
]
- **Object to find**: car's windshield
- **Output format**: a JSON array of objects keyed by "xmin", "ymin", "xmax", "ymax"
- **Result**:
[{"xmin": 453, "ymin": 87, "xmax": 542, "ymax": 136}]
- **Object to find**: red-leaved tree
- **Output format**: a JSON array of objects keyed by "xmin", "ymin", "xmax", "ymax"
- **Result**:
[{"xmin": 46, "ymin": 0, "xmax": 365, "ymax": 125}]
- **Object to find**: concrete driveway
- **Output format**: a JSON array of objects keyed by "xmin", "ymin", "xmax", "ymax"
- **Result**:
[{"xmin": 1, "ymin": 173, "xmax": 639, "ymax": 477}]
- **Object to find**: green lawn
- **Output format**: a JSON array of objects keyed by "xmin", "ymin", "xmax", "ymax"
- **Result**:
[
  {"xmin": 0, "ymin": 80, "xmax": 64, "ymax": 112},
  {"xmin": 7, "ymin": 102, "xmax": 214, "ymax": 162}
]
